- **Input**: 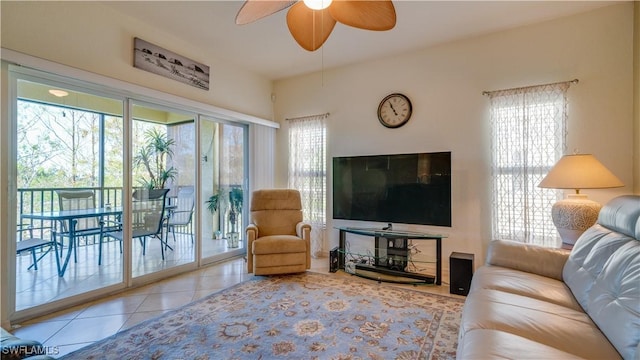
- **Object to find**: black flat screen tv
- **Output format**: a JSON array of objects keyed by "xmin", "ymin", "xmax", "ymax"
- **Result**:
[{"xmin": 333, "ymin": 152, "xmax": 451, "ymax": 227}]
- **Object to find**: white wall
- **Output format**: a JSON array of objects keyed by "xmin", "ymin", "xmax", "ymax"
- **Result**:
[
  {"xmin": 273, "ymin": 3, "xmax": 636, "ymax": 275},
  {"xmin": 0, "ymin": 1, "xmax": 274, "ymax": 121}
]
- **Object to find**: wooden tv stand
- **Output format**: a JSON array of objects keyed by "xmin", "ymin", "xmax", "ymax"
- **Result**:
[{"xmin": 336, "ymin": 227, "xmax": 447, "ymax": 285}]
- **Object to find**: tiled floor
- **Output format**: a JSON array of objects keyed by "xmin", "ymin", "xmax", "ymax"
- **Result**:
[{"xmin": 10, "ymin": 256, "xmax": 459, "ymax": 358}]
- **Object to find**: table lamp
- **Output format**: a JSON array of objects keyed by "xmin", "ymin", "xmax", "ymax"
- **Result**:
[{"xmin": 538, "ymin": 154, "xmax": 624, "ymax": 249}]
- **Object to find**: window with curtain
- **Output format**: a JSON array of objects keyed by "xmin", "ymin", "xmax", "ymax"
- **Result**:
[
  {"xmin": 488, "ymin": 81, "xmax": 572, "ymax": 247},
  {"xmin": 288, "ymin": 114, "xmax": 327, "ymax": 257}
]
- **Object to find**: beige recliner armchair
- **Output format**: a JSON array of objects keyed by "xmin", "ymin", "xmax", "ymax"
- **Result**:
[{"xmin": 246, "ymin": 189, "xmax": 311, "ymax": 275}]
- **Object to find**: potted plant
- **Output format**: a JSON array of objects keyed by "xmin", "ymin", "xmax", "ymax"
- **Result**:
[
  {"xmin": 134, "ymin": 128, "xmax": 177, "ymax": 190},
  {"xmin": 226, "ymin": 187, "xmax": 243, "ymax": 247},
  {"xmin": 205, "ymin": 189, "xmax": 222, "ymax": 239}
]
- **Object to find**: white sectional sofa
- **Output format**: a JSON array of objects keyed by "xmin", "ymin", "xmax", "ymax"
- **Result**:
[{"xmin": 457, "ymin": 195, "xmax": 640, "ymax": 359}]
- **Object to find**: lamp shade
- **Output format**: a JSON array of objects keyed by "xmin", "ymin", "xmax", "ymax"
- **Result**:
[{"xmin": 538, "ymin": 154, "xmax": 624, "ymax": 191}]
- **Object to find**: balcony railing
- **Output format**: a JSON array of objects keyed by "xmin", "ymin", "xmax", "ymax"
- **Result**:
[
  {"xmin": 17, "ymin": 187, "xmax": 124, "ymax": 246},
  {"xmin": 17, "ymin": 186, "xmax": 244, "ymax": 247}
]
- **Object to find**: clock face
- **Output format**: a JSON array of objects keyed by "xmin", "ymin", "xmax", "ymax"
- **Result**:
[{"xmin": 377, "ymin": 93, "xmax": 412, "ymax": 128}]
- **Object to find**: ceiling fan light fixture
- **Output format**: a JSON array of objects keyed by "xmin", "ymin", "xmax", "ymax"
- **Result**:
[{"xmin": 303, "ymin": 0, "xmax": 332, "ymax": 11}]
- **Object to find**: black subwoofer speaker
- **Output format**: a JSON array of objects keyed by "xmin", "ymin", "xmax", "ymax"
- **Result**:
[
  {"xmin": 450, "ymin": 252, "xmax": 474, "ymax": 296},
  {"xmin": 329, "ymin": 247, "xmax": 339, "ymax": 273}
]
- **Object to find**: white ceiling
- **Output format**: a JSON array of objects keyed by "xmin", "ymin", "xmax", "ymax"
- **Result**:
[{"xmin": 103, "ymin": 1, "xmax": 619, "ymax": 81}]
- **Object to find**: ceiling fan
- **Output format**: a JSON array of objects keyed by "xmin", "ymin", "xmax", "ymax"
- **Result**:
[{"xmin": 235, "ymin": 0, "xmax": 396, "ymax": 51}]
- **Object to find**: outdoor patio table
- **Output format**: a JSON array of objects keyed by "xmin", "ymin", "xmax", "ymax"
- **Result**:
[{"xmin": 21, "ymin": 207, "xmax": 123, "ymax": 277}]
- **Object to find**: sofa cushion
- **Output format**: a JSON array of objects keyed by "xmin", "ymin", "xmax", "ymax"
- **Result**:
[
  {"xmin": 563, "ymin": 195, "xmax": 640, "ymax": 359},
  {"xmin": 253, "ymin": 253, "xmax": 307, "ymax": 268},
  {"xmin": 485, "ymin": 239, "xmax": 569, "ymax": 281},
  {"xmin": 250, "ymin": 189, "xmax": 304, "ymax": 236},
  {"xmin": 250, "ymin": 189, "xmax": 302, "ymax": 211},
  {"xmin": 251, "ymin": 210, "xmax": 302, "ymax": 236},
  {"xmin": 586, "ymin": 240, "xmax": 639, "ymax": 360},
  {"xmin": 563, "ymin": 225, "xmax": 633, "ymax": 309},
  {"xmin": 470, "ymin": 266, "xmax": 582, "ymax": 311},
  {"xmin": 596, "ymin": 195, "xmax": 640, "ymax": 238},
  {"xmin": 457, "ymin": 329, "xmax": 585, "ymax": 360},
  {"xmin": 252, "ymin": 235, "xmax": 307, "ymax": 254},
  {"xmin": 459, "ymin": 288, "xmax": 621, "ymax": 359}
]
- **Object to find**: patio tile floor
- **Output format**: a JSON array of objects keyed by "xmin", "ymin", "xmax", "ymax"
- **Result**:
[{"xmin": 15, "ymin": 233, "xmax": 237, "ymax": 311}]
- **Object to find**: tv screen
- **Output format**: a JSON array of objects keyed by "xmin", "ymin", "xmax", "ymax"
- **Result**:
[{"xmin": 333, "ymin": 152, "xmax": 451, "ymax": 227}]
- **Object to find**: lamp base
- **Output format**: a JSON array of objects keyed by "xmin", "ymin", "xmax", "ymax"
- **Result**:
[{"xmin": 551, "ymin": 194, "xmax": 601, "ymax": 249}]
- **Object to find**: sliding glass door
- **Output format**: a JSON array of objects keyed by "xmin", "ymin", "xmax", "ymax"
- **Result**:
[
  {"xmin": 14, "ymin": 77, "xmax": 125, "ymax": 311},
  {"xmin": 200, "ymin": 117, "xmax": 247, "ymax": 262},
  {"xmin": 7, "ymin": 66, "xmax": 251, "ymax": 322},
  {"xmin": 131, "ymin": 102, "xmax": 196, "ymax": 278}
]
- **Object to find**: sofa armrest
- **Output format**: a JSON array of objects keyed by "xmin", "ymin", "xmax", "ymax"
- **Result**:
[
  {"xmin": 296, "ymin": 222, "xmax": 311, "ymax": 240},
  {"xmin": 246, "ymin": 224, "xmax": 258, "ymax": 273},
  {"xmin": 296, "ymin": 222, "xmax": 312, "ymax": 269},
  {"xmin": 486, "ymin": 240, "xmax": 570, "ymax": 281},
  {"xmin": 246, "ymin": 224, "xmax": 258, "ymax": 240}
]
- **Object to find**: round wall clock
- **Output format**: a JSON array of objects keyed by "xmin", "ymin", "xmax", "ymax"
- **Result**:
[{"xmin": 377, "ymin": 93, "xmax": 412, "ymax": 128}]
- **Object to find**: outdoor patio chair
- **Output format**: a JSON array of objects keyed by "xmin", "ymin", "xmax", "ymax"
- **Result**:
[
  {"xmin": 166, "ymin": 185, "xmax": 195, "ymax": 244},
  {"xmin": 101, "ymin": 188, "xmax": 171, "ymax": 264},
  {"xmin": 16, "ymin": 224, "xmax": 61, "ymax": 271},
  {"xmin": 56, "ymin": 189, "xmax": 105, "ymax": 263}
]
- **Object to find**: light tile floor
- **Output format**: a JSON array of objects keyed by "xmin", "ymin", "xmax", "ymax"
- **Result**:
[{"xmin": 10, "ymin": 256, "xmax": 460, "ymax": 358}]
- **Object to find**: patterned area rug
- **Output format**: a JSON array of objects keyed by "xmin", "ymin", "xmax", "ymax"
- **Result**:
[{"xmin": 62, "ymin": 272, "xmax": 464, "ymax": 359}]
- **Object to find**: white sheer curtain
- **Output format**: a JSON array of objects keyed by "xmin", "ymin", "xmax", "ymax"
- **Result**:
[
  {"xmin": 488, "ymin": 81, "xmax": 572, "ymax": 247},
  {"xmin": 288, "ymin": 113, "xmax": 327, "ymax": 257}
]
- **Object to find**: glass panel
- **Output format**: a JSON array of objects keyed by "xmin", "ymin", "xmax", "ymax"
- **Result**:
[
  {"xmin": 200, "ymin": 118, "xmax": 246, "ymax": 260},
  {"xmin": 15, "ymin": 79, "xmax": 124, "ymax": 311},
  {"xmin": 131, "ymin": 103, "xmax": 196, "ymax": 278}
]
